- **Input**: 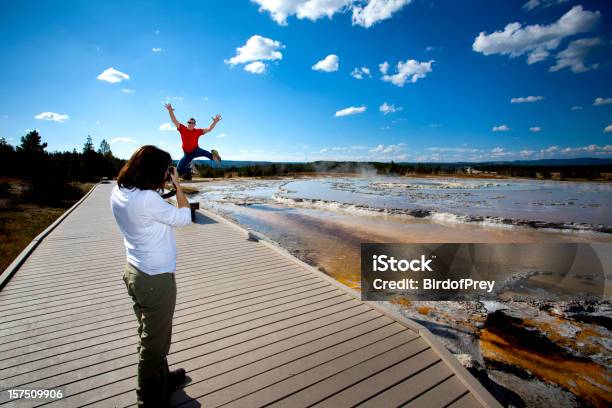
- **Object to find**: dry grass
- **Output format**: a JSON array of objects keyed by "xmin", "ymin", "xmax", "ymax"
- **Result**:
[
  {"xmin": 0, "ymin": 178, "xmax": 93, "ymax": 272},
  {"xmin": 0, "ymin": 205, "xmax": 67, "ymax": 272}
]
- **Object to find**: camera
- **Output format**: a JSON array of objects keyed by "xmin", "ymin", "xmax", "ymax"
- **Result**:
[{"xmin": 166, "ymin": 166, "xmax": 175, "ymax": 183}]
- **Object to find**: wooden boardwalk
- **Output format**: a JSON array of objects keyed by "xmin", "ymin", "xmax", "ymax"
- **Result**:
[{"xmin": 0, "ymin": 182, "xmax": 500, "ymax": 408}]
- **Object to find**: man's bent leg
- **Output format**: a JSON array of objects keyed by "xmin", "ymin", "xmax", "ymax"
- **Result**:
[
  {"xmin": 177, "ymin": 150, "xmax": 197, "ymax": 175},
  {"xmin": 191, "ymin": 147, "xmax": 213, "ymax": 160}
]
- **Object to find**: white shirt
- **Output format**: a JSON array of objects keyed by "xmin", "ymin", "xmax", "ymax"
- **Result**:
[{"xmin": 110, "ymin": 185, "xmax": 192, "ymax": 275}]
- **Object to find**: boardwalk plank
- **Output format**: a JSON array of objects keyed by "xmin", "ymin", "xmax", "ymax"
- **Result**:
[
  {"xmin": 401, "ymin": 376, "xmax": 468, "ymax": 407},
  {"xmin": 447, "ymin": 392, "xmax": 482, "ymax": 408}
]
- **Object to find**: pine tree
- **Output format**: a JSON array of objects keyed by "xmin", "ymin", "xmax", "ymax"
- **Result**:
[
  {"xmin": 16, "ymin": 130, "xmax": 47, "ymax": 153},
  {"xmin": 0, "ymin": 137, "xmax": 14, "ymax": 154},
  {"xmin": 98, "ymin": 139, "xmax": 112, "ymax": 156},
  {"xmin": 83, "ymin": 135, "xmax": 95, "ymax": 154}
]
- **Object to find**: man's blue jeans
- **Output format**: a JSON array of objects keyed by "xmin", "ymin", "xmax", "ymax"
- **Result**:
[{"xmin": 177, "ymin": 147, "xmax": 212, "ymax": 175}]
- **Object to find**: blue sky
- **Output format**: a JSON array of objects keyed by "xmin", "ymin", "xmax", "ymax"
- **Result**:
[{"xmin": 0, "ymin": 0, "xmax": 611, "ymax": 162}]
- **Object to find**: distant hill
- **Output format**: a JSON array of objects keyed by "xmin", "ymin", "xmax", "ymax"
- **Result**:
[
  {"xmin": 493, "ymin": 158, "xmax": 612, "ymax": 166},
  {"xmin": 173, "ymin": 159, "xmax": 298, "ymax": 168},
  {"xmin": 174, "ymin": 157, "xmax": 612, "ymax": 168},
  {"xmin": 171, "ymin": 159, "xmax": 269, "ymax": 168},
  {"xmin": 464, "ymin": 158, "xmax": 612, "ymax": 166},
  {"xmin": 396, "ymin": 158, "xmax": 612, "ymax": 167}
]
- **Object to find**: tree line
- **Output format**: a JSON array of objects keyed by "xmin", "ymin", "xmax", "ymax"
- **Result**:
[{"xmin": 0, "ymin": 131, "xmax": 125, "ymax": 206}]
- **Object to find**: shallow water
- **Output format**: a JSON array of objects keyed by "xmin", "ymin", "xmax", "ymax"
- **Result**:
[
  {"xmin": 193, "ymin": 176, "xmax": 612, "ymax": 288},
  {"xmin": 198, "ymin": 176, "xmax": 612, "ymax": 227}
]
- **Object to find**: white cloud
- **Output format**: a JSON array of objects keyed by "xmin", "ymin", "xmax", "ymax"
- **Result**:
[
  {"xmin": 427, "ymin": 147, "xmax": 481, "ymax": 153},
  {"xmin": 381, "ymin": 59, "xmax": 433, "ymax": 86},
  {"xmin": 109, "ymin": 137, "xmax": 136, "ymax": 144},
  {"xmin": 95, "ymin": 120, "xmax": 101, "ymax": 125},
  {"xmin": 593, "ymin": 97, "xmax": 612, "ymax": 106},
  {"xmin": 520, "ymin": 149, "xmax": 535, "ymax": 157},
  {"xmin": 225, "ymin": 35, "xmax": 284, "ymax": 67},
  {"xmin": 350, "ymin": 66, "xmax": 371, "ymax": 79},
  {"xmin": 523, "ymin": 0, "xmax": 569, "ymax": 12},
  {"xmin": 545, "ymin": 145, "xmax": 559, "ymax": 153},
  {"xmin": 511, "ymin": 95, "xmax": 544, "ymax": 103},
  {"xmin": 312, "ymin": 54, "xmax": 339, "ymax": 72},
  {"xmin": 251, "ymin": 0, "xmax": 410, "ymax": 28},
  {"xmin": 158, "ymin": 123, "xmax": 175, "ymax": 131},
  {"xmin": 472, "ymin": 6, "xmax": 601, "ymax": 65},
  {"xmin": 152, "ymin": 47, "xmax": 162, "ymax": 52},
  {"xmin": 245, "ymin": 61, "xmax": 267, "ymax": 74},
  {"xmin": 155, "ymin": 29, "xmax": 160, "ymax": 34},
  {"xmin": 571, "ymin": 105, "xmax": 583, "ymax": 110},
  {"xmin": 164, "ymin": 96, "xmax": 183, "ymax": 102},
  {"xmin": 490, "ymin": 147, "xmax": 511, "ymax": 157},
  {"xmin": 217, "ymin": 133, "xmax": 227, "ymax": 138},
  {"xmin": 97, "ymin": 67, "xmax": 130, "ymax": 83},
  {"xmin": 549, "ymin": 37, "xmax": 606, "ymax": 73},
  {"xmin": 522, "ymin": 0, "xmax": 539, "ymax": 11},
  {"xmin": 122, "ymin": 88, "xmax": 135, "ymax": 94},
  {"xmin": 352, "ymin": 0, "xmax": 412, "ymax": 28},
  {"xmin": 543, "ymin": 143, "xmax": 612, "ymax": 156},
  {"xmin": 251, "ymin": 0, "xmax": 352, "ymax": 25},
  {"xmin": 379, "ymin": 102, "xmax": 402, "ymax": 115},
  {"xmin": 379, "ymin": 61, "xmax": 389, "ymax": 74},
  {"xmin": 529, "ymin": 126, "xmax": 542, "ymax": 132},
  {"xmin": 492, "ymin": 124, "xmax": 510, "ymax": 132},
  {"xmin": 604, "ymin": 125, "xmax": 612, "ymax": 133},
  {"xmin": 335, "ymin": 105, "xmax": 366, "ymax": 117},
  {"xmin": 369, "ymin": 142, "xmax": 407, "ymax": 155},
  {"xmin": 34, "ymin": 112, "xmax": 70, "ymax": 123}
]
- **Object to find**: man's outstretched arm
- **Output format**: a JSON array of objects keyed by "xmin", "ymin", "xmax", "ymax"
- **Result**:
[
  {"xmin": 165, "ymin": 103, "xmax": 182, "ymax": 128},
  {"xmin": 202, "ymin": 114, "xmax": 222, "ymax": 134}
]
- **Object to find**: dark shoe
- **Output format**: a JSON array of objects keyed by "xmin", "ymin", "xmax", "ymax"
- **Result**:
[
  {"xmin": 211, "ymin": 149, "xmax": 221, "ymax": 163},
  {"xmin": 167, "ymin": 368, "xmax": 186, "ymax": 392}
]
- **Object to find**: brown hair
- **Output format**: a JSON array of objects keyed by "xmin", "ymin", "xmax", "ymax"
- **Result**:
[{"xmin": 117, "ymin": 145, "xmax": 172, "ymax": 192}]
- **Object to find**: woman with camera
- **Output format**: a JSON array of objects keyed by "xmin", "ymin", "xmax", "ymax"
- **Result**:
[{"xmin": 110, "ymin": 145, "xmax": 192, "ymax": 408}]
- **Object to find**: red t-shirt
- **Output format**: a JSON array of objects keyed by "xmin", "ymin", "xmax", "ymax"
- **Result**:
[{"xmin": 177, "ymin": 124, "xmax": 204, "ymax": 153}]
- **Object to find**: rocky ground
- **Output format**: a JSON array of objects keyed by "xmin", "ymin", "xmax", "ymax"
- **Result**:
[{"xmin": 386, "ymin": 298, "xmax": 611, "ymax": 407}]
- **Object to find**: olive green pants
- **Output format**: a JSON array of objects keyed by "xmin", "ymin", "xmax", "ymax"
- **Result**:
[{"xmin": 122, "ymin": 262, "xmax": 177, "ymax": 407}]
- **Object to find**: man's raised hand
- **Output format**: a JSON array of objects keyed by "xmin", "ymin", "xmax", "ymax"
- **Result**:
[
  {"xmin": 165, "ymin": 103, "xmax": 174, "ymax": 112},
  {"xmin": 212, "ymin": 114, "xmax": 222, "ymax": 123}
]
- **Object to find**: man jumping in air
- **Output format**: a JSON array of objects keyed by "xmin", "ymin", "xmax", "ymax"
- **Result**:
[{"xmin": 164, "ymin": 103, "xmax": 222, "ymax": 180}]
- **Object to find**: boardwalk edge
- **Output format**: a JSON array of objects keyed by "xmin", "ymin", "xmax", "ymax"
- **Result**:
[{"xmin": 0, "ymin": 183, "xmax": 100, "ymax": 291}]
